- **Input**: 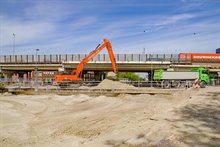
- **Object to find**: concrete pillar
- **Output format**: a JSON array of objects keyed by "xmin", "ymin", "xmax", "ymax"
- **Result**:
[
  {"xmin": 31, "ymin": 71, "xmax": 34, "ymax": 79},
  {"xmin": 23, "ymin": 74, "xmax": 27, "ymax": 82},
  {"xmin": 12, "ymin": 73, "xmax": 16, "ymax": 82},
  {"xmin": 15, "ymin": 73, "xmax": 19, "ymax": 82},
  {"xmin": 148, "ymin": 71, "xmax": 154, "ymax": 81},
  {"xmin": 94, "ymin": 71, "xmax": 105, "ymax": 81},
  {"xmin": 101, "ymin": 73, "xmax": 106, "ymax": 81}
]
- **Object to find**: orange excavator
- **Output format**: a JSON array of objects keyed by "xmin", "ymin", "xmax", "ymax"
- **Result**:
[{"xmin": 55, "ymin": 38, "xmax": 117, "ymax": 85}]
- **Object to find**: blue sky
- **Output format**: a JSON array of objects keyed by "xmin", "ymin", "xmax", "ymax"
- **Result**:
[{"xmin": 0, "ymin": 0, "xmax": 219, "ymax": 55}]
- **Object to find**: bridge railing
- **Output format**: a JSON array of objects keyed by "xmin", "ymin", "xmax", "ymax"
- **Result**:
[{"xmin": 0, "ymin": 54, "xmax": 181, "ymax": 64}]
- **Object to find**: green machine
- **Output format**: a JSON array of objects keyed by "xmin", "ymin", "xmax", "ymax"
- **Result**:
[{"xmin": 153, "ymin": 67, "xmax": 209, "ymax": 88}]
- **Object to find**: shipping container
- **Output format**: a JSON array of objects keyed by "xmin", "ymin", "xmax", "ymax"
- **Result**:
[
  {"xmin": 191, "ymin": 53, "xmax": 220, "ymax": 62},
  {"xmin": 179, "ymin": 53, "xmax": 192, "ymax": 62}
]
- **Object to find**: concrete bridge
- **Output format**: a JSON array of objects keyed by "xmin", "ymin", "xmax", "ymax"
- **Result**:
[{"xmin": 0, "ymin": 54, "xmax": 219, "ymax": 79}]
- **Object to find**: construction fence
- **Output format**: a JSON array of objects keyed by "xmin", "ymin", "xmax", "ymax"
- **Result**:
[{"xmin": 1, "ymin": 78, "xmax": 219, "ymax": 89}]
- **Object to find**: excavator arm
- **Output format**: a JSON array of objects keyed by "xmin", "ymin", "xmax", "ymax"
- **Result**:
[
  {"xmin": 74, "ymin": 38, "xmax": 116, "ymax": 77},
  {"xmin": 55, "ymin": 38, "xmax": 117, "ymax": 82}
]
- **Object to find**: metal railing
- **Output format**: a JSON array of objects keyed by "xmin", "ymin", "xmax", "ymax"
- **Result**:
[
  {"xmin": 1, "ymin": 78, "xmax": 219, "ymax": 89},
  {"xmin": 0, "ymin": 54, "xmax": 182, "ymax": 64}
]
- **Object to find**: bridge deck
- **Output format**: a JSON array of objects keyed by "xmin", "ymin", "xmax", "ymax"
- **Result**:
[{"xmin": 0, "ymin": 54, "xmax": 219, "ymax": 72}]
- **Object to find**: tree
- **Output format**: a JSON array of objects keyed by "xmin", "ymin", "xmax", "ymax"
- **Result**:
[
  {"xmin": 117, "ymin": 72, "xmax": 144, "ymax": 81},
  {"xmin": 0, "ymin": 82, "xmax": 5, "ymax": 94}
]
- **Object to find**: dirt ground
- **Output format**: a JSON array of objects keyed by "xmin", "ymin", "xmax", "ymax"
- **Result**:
[{"xmin": 0, "ymin": 87, "xmax": 219, "ymax": 147}]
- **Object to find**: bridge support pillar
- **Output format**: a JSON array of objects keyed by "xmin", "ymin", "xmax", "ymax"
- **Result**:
[
  {"xmin": 148, "ymin": 71, "xmax": 154, "ymax": 81},
  {"xmin": 94, "ymin": 71, "xmax": 106, "ymax": 81}
]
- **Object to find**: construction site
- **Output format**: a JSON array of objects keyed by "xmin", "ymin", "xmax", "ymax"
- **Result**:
[
  {"xmin": 0, "ymin": 37, "xmax": 220, "ymax": 146},
  {"xmin": 0, "ymin": 83, "xmax": 220, "ymax": 146},
  {"xmin": 1, "ymin": 0, "xmax": 220, "ymax": 147}
]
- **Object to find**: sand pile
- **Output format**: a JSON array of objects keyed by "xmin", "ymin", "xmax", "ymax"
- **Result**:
[
  {"xmin": 92, "ymin": 79, "xmax": 136, "ymax": 89},
  {"xmin": 107, "ymin": 72, "xmax": 116, "ymax": 77},
  {"xmin": 0, "ymin": 87, "xmax": 219, "ymax": 146},
  {"xmin": 79, "ymin": 85, "xmax": 90, "ymax": 89},
  {"xmin": 106, "ymin": 72, "xmax": 117, "ymax": 80},
  {"xmin": 53, "ymin": 94, "xmax": 92, "ymax": 105}
]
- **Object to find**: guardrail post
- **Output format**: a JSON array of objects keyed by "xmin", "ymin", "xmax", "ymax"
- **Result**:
[
  {"xmin": 38, "ymin": 55, "xmax": 40, "ymax": 63},
  {"xmin": 32, "ymin": 55, "xmax": 34, "ymax": 62},
  {"xmin": 44, "ymin": 55, "xmax": 46, "ymax": 62},
  {"xmin": 78, "ymin": 54, "xmax": 80, "ymax": 61},
  {"xmin": 59, "ymin": 54, "xmax": 61, "ymax": 63},
  {"xmin": 178, "ymin": 54, "xmax": 180, "ymax": 63}
]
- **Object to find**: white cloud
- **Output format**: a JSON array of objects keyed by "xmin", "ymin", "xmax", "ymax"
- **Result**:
[
  {"xmin": 153, "ymin": 13, "xmax": 195, "ymax": 26},
  {"xmin": 23, "ymin": 0, "xmax": 74, "ymax": 22},
  {"xmin": 0, "ymin": 0, "xmax": 219, "ymax": 55},
  {"xmin": 0, "ymin": 15, "xmax": 56, "ymax": 46},
  {"xmin": 113, "ymin": 19, "xmax": 220, "ymax": 54}
]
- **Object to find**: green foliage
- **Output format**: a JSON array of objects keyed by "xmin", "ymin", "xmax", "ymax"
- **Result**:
[
  {"xmin": 117, "ymin": 72, "xmax": 144, "ymax": 81},
  {"xmin": 0, "ymin": 82, "xmax": 5, "ymax": 89},
  {"xmin": 209, "ymin": 73, "xmax": 218, "ymax": 79}
]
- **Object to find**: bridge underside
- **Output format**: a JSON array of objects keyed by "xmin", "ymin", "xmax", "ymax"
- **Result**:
[
  {"xmin": 63, "ymin": 62, "xmax": 171, "ymax": 72},
  {"xmin": 0, "ymin": 62, "xmax": 220, "ymax": 72},
  {"xmin": 0, "ymin": 62, "xmax": 219, "ymax": 83}
]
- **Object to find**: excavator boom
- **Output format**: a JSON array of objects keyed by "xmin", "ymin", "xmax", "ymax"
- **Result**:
[{"xmin": 55, "ymin": 38, "xmax": 117, "ymax": 82}]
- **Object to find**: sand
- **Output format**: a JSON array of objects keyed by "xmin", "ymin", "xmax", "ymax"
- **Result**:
[
  {"xmin": 106, "ymin": 72, "xmax": 117, "ymax": 80},
  {"xmin": 92, "ymin": 79, "xmax": 136, "ymax": 89},
  {"xmin": 0, "ymin": 87, "xmax": 219, "ymax": 146}
]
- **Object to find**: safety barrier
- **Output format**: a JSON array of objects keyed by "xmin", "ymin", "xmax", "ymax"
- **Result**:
[{"xmin": 2, "ymin": 78, "xmax": 219, "ymax": 89}]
